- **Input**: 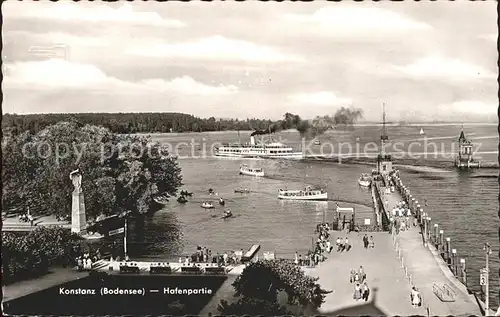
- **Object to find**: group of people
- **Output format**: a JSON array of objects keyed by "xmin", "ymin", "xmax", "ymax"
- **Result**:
[
  {"xmin": 76, "ymin": 250, "xmax": 101, "ymax": 271},
  {"xmin": 181, "ymin": 246, "xmax": 244, "ymax": 267},
  {"xmin": 362, "ymin": 234, "xmax": 375, "ymax": 249},
  {"xmin": 18, "ymin": 213, "xmax": 35, "ymax": 226},
  {"xmin": 350, "ymin": 266, "xmax": 370, "ymax": 301},
  {"xmin": 389, "ymin": 201, "xmax": 416, "ymax": 235},
  {"xmin": 292, "ymin": 223, "xmax": 333, "ymax": 267},
  {"xmin": 335, "ymin": 236, "xmax": 351, "ymax": 252}
]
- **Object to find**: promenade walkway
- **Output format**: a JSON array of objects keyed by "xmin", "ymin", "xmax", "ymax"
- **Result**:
[
  {"xmin": 3, "ymin": 268, "xmax": 88, "ymax": 302},
  {"xmin": 2, "ymin": 213, "xmax": 70, "ymax": 232},
  {"xmin": 381, "ymin": 186, "xmax": 481, "ymax": 316},
  {"xmin": 307, "ymin": 231, "xmax": 427, "ymax": 316}
]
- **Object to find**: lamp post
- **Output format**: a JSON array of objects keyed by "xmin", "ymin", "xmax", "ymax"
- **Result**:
[{"xmin": 484, "ymin": 243, "xmax": 492, "ymax": 316}]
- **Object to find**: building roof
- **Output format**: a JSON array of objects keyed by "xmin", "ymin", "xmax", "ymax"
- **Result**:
[{"xmin": 458, "ymin": 129, "xmax": 467, "ymax": 142}]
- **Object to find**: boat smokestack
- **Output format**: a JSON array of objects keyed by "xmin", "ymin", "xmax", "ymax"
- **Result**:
[{"xmin": 250, "ymin": 136, "xmax": 256, "ymax": 145}]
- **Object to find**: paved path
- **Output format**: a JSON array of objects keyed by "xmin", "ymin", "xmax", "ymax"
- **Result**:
[
  {"xmin": 3, "ymin": 268, "xmax": 88, "ymax": 302},
  {"xmin": 2, "ymin": 213, "xmax": 70, "ymax": 232},
  {"xmin": 381, "ymin": 184, "xmax": 481, "ymax": 316},
  {"xmin": 307, "ymin": 231, "xmax": 427, "ymax": 316}
]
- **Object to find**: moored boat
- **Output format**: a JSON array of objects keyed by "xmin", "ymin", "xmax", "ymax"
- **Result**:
[
  {"xmin": 234, "ymin": 188, "xmax": 250, "ymax": 194},
  {"xmin": 277, "ymin": 186, "xmax": 328, "ymax": 201},
  {"xmin": 239, "ymin": 164, "xmax": 265, "ymax": 177},
  {"xmin": 219, "ymin": 198, "xmax": 225, "ymax": 206},
  {"xmin": 153, "ymin": 195, "xmax": 169, "ymax": 205},
  {"xmin": 177, "ymin": 196, "xmax": 188, "ymax": 204},
  {"xmin": 358, "ymin": 173, "xmax": 372, "ymax": 187},
  {"xmin": 201, "ymin": 201, "xmax": 214, "ymax": 209},
  {"xmin": 222, "ymin": 209, "xmax": 233, "ymax": 219}
]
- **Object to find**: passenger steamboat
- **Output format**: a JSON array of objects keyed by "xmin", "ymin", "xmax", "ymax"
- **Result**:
[{"xmin": 215, "ymin": 135, "xmax": 303, "ymax": 159}]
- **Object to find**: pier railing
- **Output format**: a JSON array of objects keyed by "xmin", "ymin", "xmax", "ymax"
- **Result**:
[
  {"xmin": 389, "ymin": 171, "xmax": 480, "ymax": 306},
  {"xmin": 392, "ymin": 230, "xmax": 431, "ymax": 315},
  {"xmin": 372, "ymin": 182, "xmax": 390, "ymax": 231}
]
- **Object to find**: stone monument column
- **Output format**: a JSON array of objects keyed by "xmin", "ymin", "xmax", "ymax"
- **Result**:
[{"xmin": 69, "ymin": 169, "xmax": 86, "ymax": 234}]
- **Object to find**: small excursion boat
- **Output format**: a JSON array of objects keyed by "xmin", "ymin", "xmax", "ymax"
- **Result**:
[
  {"xmin": 222, "ymin": 209, "xmax": 233, "ymax": 219},
  {"xmin": 201, "ymin": 202, "xmax": 214, "ymax": 209},
  {"xmin": 358, "ymin": 173, "xmax": 372, "ymax": 187},
  {"xmin": 277, "ymin": 186, "xmax": 328, "ymax": 201},
  {"xmin": 314, "ymin": 140, "xmax": 321, "ymax": 145},
  {"xmin": 239, "ymin": 164, "xmax": 265, "ymax": 177},
  {"xmin": 177, "ymin": 196, "xmax": 188, "ymax": 204},
  {"xmin": 234, "ymin": 188, "xmax": 250, "ymax": 194},
  {"xmin": 219, "ymin": 198, "xmax": 225, "ymax": 206}
]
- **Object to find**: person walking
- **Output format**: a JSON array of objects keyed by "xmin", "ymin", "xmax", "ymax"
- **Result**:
[
  {"xmin": 353, "ymin": 283, "xmax": 362, "ymax": 301},
  {"xmin": 359, "ymin": 266, "xmax": 366, "ymax": 282},
  {"xmin": 349, "ymin": 269, "xmax": 356, "ymax": 283},
  {"xmin": 362, "ymin": 282, "xmax": 370, "ymax": 301}
]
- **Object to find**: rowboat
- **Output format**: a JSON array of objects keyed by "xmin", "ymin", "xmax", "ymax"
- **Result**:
[{"xmin": 201, "ymin": 202, "xmax": 214, "ymax": 209}]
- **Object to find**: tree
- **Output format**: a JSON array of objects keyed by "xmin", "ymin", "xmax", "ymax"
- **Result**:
[
  {"xmin": 1, "ymin": 122, "xmax": 183, "ymax": 219},
  {"xmin": 2, "ymin": 226, "xmax": 82, "ymax": 284},
  {"xmin": 218, "ymin": 260, "xmax": 330, "ymax": 315}
]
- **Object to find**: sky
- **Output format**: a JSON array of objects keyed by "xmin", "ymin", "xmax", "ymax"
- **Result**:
[{"xmin": 1, "ymin": 1, "xmax": 498, "ymax": 122}]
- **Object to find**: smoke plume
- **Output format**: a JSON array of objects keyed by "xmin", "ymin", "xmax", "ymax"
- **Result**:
[{"xmin": 250, "ymin": 107, "xmax": 363, "ymax": 138}]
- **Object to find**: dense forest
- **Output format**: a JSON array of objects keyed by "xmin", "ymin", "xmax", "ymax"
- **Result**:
[
  {"xmin": 2, "ymin": 108, "xmax": 365, "ymax": 137},
  {"xmin": 1, "ymin": 113, "xmax": 275, "ymax": 136}
]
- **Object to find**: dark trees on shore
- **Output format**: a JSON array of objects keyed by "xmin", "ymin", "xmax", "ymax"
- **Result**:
[
  {"xmin": 2, "ymin": 108, "xmax": 363, "ymax": 138},
  {"xmin": 2, "ymin": 121, "xmax": 183, "ymax": 219}
]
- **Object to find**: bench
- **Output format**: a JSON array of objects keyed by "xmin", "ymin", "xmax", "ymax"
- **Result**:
[
  {"xmin": 180, "ymin": 266, "xmax": 202, "ymax": 274},
  {"xmin": 119, "ymin": 266, "xmax": 140, "ymax": 274},
  {"xmin": 433, "ymin": 283, "xmax": 456, "ymax": 302},
  {"xmin": 150, "ymin": 266, "xmax": 173, "ymax": 274},
  {"xmin": 205, "ymin": 267, "xmax": 226, "ymax": 275}
]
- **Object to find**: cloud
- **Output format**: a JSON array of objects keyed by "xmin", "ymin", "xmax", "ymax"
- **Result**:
[
  {"xmin": 284, "ymin": 7, "xmax": 430, "ymax": 35},
  {"xmin": 5, "ymin": 2, "xmax": 185, "ymax": 28},
  {"xmin": 287, "ymin": 91, "xmax": 352, "ymax": 106},
  {"xmin": 392, "ymin": 55, "xmax": 496, "ymax": 81},
  {"xmin": 127, "ymin": 35, "xmax": 305, "ymax": 63},
  {"xmin": 439, "ymin": 100, "xmax": 497, "ymax": 115},
  {"xmin": 3, "ymin": 60, "xmax": 238, "ymax": 96},
  {"xmin": 480, "ymin": 34, "xmax": 497, "ymax": 42}
]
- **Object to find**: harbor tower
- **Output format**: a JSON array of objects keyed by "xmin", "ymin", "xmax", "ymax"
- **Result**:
[
  {"xmin": 376, "ymin": 104, "xmax": 393, "ymax": 178},
  {"xmin": 455, "ymin": 127, "xmax": 480, "ymax": 168}
]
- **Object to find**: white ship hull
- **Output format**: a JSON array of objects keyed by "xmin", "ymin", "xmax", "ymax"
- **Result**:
[
  {"xmin": 240, "ymin": 169, "xmax": 265, "ymax": 177},
  {"xmin": 278, "ymin": 193, "xmax": 328, "ymax": 201},
  {"xmin": 216, "ymin": 152, "xmax": 303, "ymax": 159},
  {"xmin": 358, "ymin": 180, "xmax": 371, "ymax": 187}
]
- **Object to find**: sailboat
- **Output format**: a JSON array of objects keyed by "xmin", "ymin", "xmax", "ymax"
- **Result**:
[{"xmin": 419, "ymin": 128, "xmax": 424, "ymax": 135}]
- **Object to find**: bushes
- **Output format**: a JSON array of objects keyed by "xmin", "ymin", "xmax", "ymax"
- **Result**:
[
  {"xmin": 218, "ymin": 259, "xmax": 331, "ymax": 315},
  {"xmin": 2, "ymin": 226, "xmax": 82, "ymax": 284}
]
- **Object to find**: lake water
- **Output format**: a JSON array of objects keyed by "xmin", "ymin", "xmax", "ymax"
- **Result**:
[{"xmin": 126, "ymin": 124, "xmax": 499, "ymax": 306}]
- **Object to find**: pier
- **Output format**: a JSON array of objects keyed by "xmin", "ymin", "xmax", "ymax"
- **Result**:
[{"xmin": 300, "ymin": 172, "xmax": 482, "ymax": 316}]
